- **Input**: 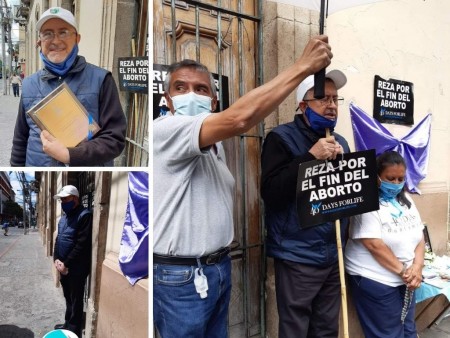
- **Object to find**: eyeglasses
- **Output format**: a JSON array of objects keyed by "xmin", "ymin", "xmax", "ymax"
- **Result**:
[
  {"xmin": 303, "ymin": 96, "xmax": 345, "ymax": 106},
  {"xmin": 39, "ymin": 29, "xmax": 77, "ymax": 42}
]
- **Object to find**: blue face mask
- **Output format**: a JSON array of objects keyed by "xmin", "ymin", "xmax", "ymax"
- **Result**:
[
  {"xmin": 379, "ymin": 179, "xmax": 405, "ymax": 200},
  {"xmin": 61, "ymin": 200, "xmax": 76, "ymax": 213},
  {"xmin": 170, "ymin": 92, "xmax": 212, "ymax": 116},
  {"xmin": 40, "ymin": 44, "xmax": 79, "ymax": 76},
  {"xmin": 304, "ymin": 106, "xmax": 337, "ymax": 132}
]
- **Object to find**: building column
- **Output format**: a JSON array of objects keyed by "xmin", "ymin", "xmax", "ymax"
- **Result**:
[{"xmin": 84, "ymin": 172, "xmax": 112, "ymax": 338}]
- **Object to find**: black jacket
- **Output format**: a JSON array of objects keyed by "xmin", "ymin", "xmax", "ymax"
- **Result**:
[
  {"xmin": 54, "ymin": 204, "xmax": 92, "ymax": 276},
  {"xmin": 261, "ymin": 114, "xmax": 350, "ymax": 266}
]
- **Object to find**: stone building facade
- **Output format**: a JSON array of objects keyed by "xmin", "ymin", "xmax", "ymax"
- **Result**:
[{"xmin": 36, "ymin": 171, "xmax": 148, "ymax": 338}]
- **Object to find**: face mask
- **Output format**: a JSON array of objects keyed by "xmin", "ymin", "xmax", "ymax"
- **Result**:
[
  {"xmin": 61, "ymin": 200, "xmax": 76, "ymax": 213},
  {"xmin": 304, "ymin": 106, "xmax": 337, "ymax": 132},
  {"xmin": 379, "ymin": 179, "xmax": 405, "ymax": 200},
  {"xmin": 170, "ymin": 92, "xmax": 212, "ymax": 116},
  {"xmin": 40, "ymin": 44, "xmax": 79, "ymax": 76}
]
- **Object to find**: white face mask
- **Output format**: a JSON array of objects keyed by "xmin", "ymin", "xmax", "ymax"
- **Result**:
[{"xmin": 170, "ymin": 92, "xmax": 212, "ymax": 116}]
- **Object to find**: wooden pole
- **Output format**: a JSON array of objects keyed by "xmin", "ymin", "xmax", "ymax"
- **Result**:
[
  {"xmin": 336, "ymin": 219, "xmax": 349, "ymax": 338},
  {"xmin": 326, "ymin": 127, "xmax": 349, "ymax": 337},
  {"xmin": 131, "ymin": 38, "xmax": 138, "ymax": 128},
  {"xmin": 131, "ymin": 38, "xmax": 140, "ymax": 165}
]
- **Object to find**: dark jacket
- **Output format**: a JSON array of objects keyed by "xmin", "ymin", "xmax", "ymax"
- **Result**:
[
  {"xmin": 11, "ymin": 56, "xmax": 126, "ymax": 167},
  {"xmin": 261, "ymin": 114, "xmax": 350, "ymax": 267},
  {"xmin": 54, "ymin": 204, "xmax": 92, "ymax": 276}
]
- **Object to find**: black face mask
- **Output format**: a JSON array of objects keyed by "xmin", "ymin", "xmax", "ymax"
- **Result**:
[{"xmin": 61, "ymin": 200, "xmax": 75, "ymax": 213}]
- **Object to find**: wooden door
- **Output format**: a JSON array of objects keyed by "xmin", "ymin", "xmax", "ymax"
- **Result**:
[{"xmin": 153, "ymin": 1, "xmax": 264, "ymax": 336}]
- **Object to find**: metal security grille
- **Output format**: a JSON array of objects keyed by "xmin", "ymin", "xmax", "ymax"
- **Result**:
[
  {"xmin": 76, "ymin": 171, "xmax": 95, "ymax": 211},
  {"xmin": 74, "ymin": 171, "xmax": 95, "ymax": 310},
  {"xmin": 154, "ymin": 1, "xmax": 265, "ymax": 336},
  {"xmin": 125, "ymin": 0, "xmax": 149, "ymax": 166}
]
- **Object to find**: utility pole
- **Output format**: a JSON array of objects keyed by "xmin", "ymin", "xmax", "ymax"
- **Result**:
[
  {"xmin": 16, "ymin": 171, "xmax": 29, "ymax": 235},
  {"xmin": 0, "ymin": 0, "xmax": 14, "ymax": 95},
  {"xmin": 0, "ymin": 1, "xmax": 6, "ymax": 94},
  {"xmin": 6, "ymin": 5, "xmax": 12, "ymax": 77},
  {"xmin": 0, "ymin": 0, "xmax": 12, "ymax": 95}
]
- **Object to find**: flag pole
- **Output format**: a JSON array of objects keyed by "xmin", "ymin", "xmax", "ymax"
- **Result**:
[
  {"xmin": 326, "ymin": 128, "xmax": 349, "ymax": 338},
  {"xmin": 314, "ymin": 0, "xmax": 326, "ymax": 99}
]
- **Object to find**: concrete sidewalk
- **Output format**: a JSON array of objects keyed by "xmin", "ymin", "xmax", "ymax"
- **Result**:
[
  {"xmin": 0, "ymin": 226, "xmax": 65, "ymax": 338},
  {"xmin": 0, "ymin": 93, "xmax": 20, "ymax": 166}
]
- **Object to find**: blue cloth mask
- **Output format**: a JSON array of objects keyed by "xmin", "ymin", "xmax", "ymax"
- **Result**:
[
  {"xmin": 61, "ymin": 200, "xmax": 76, "ymax": 214},
  {"xmin": 170, "ymin": 92, "xmax": 212, "ymax": 116},
  {"xmin": 379, "ymin": 180, "xmax": 405, "ymax": 201},
  {"xmin": 305, "ymin": 106, "xmax": 337, "ymax": 132},
  {"xmin": 379, "ymin": 179, "xmax": 406, "ymax": 217},
  {"xmin": 40, "ymin": 44, "xmax": 79, "ymax": 76}
]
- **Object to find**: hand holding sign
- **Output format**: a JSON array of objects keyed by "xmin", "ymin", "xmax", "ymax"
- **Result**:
[{"xmin": 309, "ymin": 135, "xmax": 343, "ymax": 160}]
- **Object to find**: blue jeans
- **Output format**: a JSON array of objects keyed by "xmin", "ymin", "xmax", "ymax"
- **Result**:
[
  {"xmin": 153, "ymin": 256, "xmax": 231, "ymax": 338},
  {"xmin": 348, "ymin": 274, "xmax": 417, "ymax": 338},
  {"xmin": 12, "ymin": 83, "xmax": 19, "ymax": 96}
]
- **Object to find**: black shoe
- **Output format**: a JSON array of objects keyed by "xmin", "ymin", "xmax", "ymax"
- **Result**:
[{"xmin": 54, "ymin": 324, "xmax": 66, "ymax": 330}]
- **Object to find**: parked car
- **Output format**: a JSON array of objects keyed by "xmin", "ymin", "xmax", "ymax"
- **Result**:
[{"xmin": 18, "ymin": 221, "xmax": 24, "ymax": 228}]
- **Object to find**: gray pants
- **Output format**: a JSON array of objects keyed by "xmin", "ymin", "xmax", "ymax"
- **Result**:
[{"xmin": 274, "ymin": 259, "xmax": 341, "ymax": 338}]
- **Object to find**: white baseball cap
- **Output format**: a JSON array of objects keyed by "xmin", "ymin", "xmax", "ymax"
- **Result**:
[
  {"xmin": 54, "ymin": 185, "xmax": 79, "ymax": 199},
  {"xmin": 36, "ymin": 7, "xmax": 77, "ymax": 32},
  {"xmin": 296, "ymin": 69, "xmax": 347, "ymax": 106}
]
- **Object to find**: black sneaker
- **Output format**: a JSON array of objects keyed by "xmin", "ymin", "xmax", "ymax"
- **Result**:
[{"xmin": 54, "ymin": 324, "xmax": 67, "ymax": 330}]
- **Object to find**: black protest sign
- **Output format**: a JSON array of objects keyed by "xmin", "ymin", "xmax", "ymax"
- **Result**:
[
  {"xmin": 296, "ymin": 150, "xmax": 379, "ymax": 228},
  {"xmin": 118, "ymin": 57, "xmax": 149, "ymax": 94},
  {"xmin": 373, "ymin": 75, "xmax": 414, "ymax": 125},
  {"xmin": 152, "ymin": 64, "xmax": 230, "ymax": 120}
]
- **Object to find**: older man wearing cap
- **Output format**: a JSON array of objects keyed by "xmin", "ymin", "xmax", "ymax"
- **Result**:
[
  {"xmin": 53, "ymin": 185, "xmax": 92, "ymax": 337},
  {"xmin": 11, "ymin": 7, "xmax": 126, "ymax": 167},
  {"xmin": 260, "ymin": 70, "xmax": 351, "ymax": 338}
]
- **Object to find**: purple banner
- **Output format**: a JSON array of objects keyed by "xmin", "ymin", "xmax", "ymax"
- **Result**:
[
  {"xmin": 350, "ymin": 103, "xmax": 431, "ymax": 193},
  {"xmin": 119, "ymin": 172, "xmax": 149, "ymax": 285}
]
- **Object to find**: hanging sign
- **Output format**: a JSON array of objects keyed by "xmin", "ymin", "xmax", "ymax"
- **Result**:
[
  {"xmin": 373, "ymin": 75, "xmax": 414, "ymax": 125},
  {"xmin": 118, "ymin": 57, "xmax": 149, "ymax": 94},
  {"xmin": 153, "ymin": 64, "xmax": 230, "ymax": 120},
  {"xmin": 296, "ymin": 150, "xmax": 379, "ymax": 228}
]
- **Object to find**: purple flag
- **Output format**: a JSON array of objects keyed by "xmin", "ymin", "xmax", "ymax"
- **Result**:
[
  {"xmin": 350, "ymin": 103, "xmax": 431, "ymax": 193},
  {"xmin": 119, "ymin": 172, "xmax": 149, "ymax": 285}
]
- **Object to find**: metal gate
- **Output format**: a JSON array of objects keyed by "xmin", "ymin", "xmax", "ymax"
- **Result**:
[
  {"xmin": 73, "ymin": 171, "xmax": 96, "ymax": 322},
  {"xmin": 125, "ymin": 0, "xmax": 149, "ymax": 166},
  {"xmin": 154, "ymin": 1, "xmax": 265, "ymax": 336}
]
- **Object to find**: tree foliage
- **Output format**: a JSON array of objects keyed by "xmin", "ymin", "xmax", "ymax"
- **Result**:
[{"xmin": 3, "ymin": 200, "xmax": 23, "ymax": 219}]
